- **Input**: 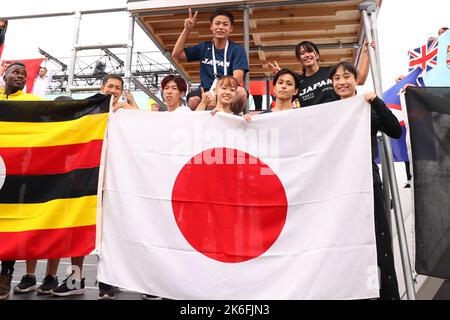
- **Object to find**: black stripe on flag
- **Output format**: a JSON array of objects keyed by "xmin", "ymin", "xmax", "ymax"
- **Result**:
[
  {"xmin": 0, "ymin": 93, "xmax": 110, "ymax": 122},
  {"xmin": 406, "ymin": 87, "xmax": 450, "ymax": 280},
  {"xmin": 0, "ymin": 167, "xmax": 99, "ymax": 204}
]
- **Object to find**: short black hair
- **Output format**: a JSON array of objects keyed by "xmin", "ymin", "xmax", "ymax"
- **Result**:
[
  {"xmin": 161, "ymin": 74, "xmax": 187, "ymax": 93},
  {"xmin": 5, "ymin": 61, "xmax": 26, "ymax": 72},
  {"xmin": 102, "ymin": 74, "xmax": 124, "ymax": 88},
  {"xmin": 273, "ymin": 69, "xmax": 300, "ymax": 89},
  {"xmin": 328, "ymin": 61, "xmax": 358, "ymax": 80},
  {"xmin": 210, "ymin": 9, "xmax": 234, "ymax": 25}
]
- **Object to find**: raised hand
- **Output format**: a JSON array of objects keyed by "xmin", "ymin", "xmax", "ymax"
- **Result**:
[
  {"xmin": 268, "ymin": 61, "xmax": 281, "ymax": 74},
  {"xmin": 364, "ymin": 92, "xmax": 377, "ymax": 103},
  {"xmin": 184, "ymin": 8, "xmax": 198, "ymax": 32}
]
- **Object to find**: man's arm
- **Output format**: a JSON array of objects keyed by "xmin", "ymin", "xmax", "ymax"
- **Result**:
[
  {"xmin": 232, "ymin": 70, "xmax": 245, "ymax": 85},
  {"xmin": 172, "ymin": 8, "xmax": 198, "ymax": 60},
  {"xmin": 231, "ymin": 45, "xmax": 249, "ymax": 85}
]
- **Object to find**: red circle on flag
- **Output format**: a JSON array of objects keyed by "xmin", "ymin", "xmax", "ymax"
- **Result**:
[{"xmin": 171, "ymin": 148, "xmax": 288, "ymax": 263}]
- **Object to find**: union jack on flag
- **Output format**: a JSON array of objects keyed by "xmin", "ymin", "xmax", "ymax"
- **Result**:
[{"xmin": 408, "ymin": 38, "xmax": 439, "ymax": 74}]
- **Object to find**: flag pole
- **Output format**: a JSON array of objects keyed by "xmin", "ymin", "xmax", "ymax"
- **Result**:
[
  {"xmin": 359, "ymin": 0, "xmax": 416, "ymax": 300},
  {"xmin": 67, "ymin": 11, "xmax": 81, "ymax": 95},
  {"xmin": 243, "ymin": 3, "xmax": 250, "ymax": 114},
  {"xmin": 378, "ymin": 134, "xmax": 393, "ymax": 246}
]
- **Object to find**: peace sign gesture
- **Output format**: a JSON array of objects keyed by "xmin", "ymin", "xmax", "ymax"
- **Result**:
[
  {"xmin": 268, "ymin": 60, "xmax": 281, "ymax": 74},
  {"xmin": 184, "ymin": 8, "xmax": 198, "ymax": 32}
]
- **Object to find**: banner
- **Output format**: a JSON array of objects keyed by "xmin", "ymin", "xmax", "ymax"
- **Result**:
[
  {"xmin": 98, "ymin": 96, "xmax": 378, "ymax": 300},
  {"xmin": 0, "ymin": 94, "xmax": 110, "ymax": 260},
  {"xmin": 405, "ymin": 87, "xmax": 450, "ymax": 280}
]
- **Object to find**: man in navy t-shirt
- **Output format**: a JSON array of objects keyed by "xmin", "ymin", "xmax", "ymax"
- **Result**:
[{"xmin": 172, "ymin": 8, "xmax": 249, "ymax": 111}]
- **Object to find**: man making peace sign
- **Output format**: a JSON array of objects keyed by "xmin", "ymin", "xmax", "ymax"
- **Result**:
[{"xmin": 172, "ymin": 8, "xmax": 249, "ymax": 112}]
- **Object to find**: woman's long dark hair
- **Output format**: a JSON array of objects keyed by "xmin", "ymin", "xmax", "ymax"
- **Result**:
[{"xmin": 295, "ymin": 41, "xmax": 320, "ymax": 75}]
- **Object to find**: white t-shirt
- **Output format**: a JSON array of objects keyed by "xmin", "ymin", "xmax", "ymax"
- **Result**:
[
  {"xmin": 32, "ymin": 70, "xmax": 54, "ymax": 97},
  {"xmin": 173, "ymin": 106, "xmax": 192, "ymax": 112}
]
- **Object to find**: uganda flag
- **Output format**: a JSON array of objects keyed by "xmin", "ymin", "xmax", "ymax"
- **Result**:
[{"xmin": 0, "ymin": 94, "xmax": 110, "ymax": 260}]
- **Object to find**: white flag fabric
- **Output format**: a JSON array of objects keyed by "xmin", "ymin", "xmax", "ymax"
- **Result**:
[{"xmin": 98, "ymin": 95, "xmax": 378, "ymax": 300}]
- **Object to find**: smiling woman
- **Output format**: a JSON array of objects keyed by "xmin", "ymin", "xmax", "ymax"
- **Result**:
[{"xmin": 329, "ymin": 60, "xmax": 402, "ymax": 300}]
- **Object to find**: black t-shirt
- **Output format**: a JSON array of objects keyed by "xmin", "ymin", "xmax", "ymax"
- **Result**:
[{"xmin": 297, "ymin": 67, "xmax": 339, "ymax": 107}]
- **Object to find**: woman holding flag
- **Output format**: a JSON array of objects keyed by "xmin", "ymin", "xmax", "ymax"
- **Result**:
[{"xmin": 329, "ymin": 61, "xmax": 401, "ymax": 300}]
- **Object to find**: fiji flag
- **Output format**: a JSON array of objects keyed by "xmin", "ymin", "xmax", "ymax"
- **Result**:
[
  {"xmin": 381, "ymin": 67, "xmax": 423, "ymax": 162},
  {"xmin": 421, "ymin": 31, "xmax": 450, "ymax": 86},
  {"xmin": 408, "ymin": 38, "xmax": 439, "ymax": 75}
]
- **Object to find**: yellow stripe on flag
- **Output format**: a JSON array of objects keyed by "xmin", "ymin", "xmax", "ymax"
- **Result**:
[
  {"xmin": 0, "ymin": 113, "xmax": 108, "ymax": 148},
  {"xmin": 0, "ymin": 195, "xmax": 97, "ymax": 232}
]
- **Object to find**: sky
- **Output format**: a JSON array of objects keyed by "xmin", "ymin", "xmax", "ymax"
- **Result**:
[{"xmin": 1, "ymin": 0, "xmax": 449, "ymax": 92}]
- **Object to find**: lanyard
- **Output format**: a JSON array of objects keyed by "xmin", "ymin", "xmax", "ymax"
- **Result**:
[{"xmin": 211, "ymin": 40, "xmax": 229, "ymax": 77}]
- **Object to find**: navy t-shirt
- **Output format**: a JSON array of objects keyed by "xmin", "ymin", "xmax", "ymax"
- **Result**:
[
  {"xmin": 184, "ymin": 41, "xmax": 249, "ymax": 90},
  {"xmin": 297, "ymin": 66, "xmax": 339, "ymax": 107}
]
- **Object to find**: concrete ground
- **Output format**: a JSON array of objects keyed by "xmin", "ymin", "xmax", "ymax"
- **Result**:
[{"xmin": 8, "ymin": 255, "xmax": 144, "ymax": 300}]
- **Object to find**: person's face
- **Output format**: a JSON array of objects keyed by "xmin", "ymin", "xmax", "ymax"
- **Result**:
[
  {"xmin": 298, "ymin": 46, "xmax": 319, "ymax": 68},
  {"xmin": 210, "ymin": 15, "xmax": 233, "ymax": 40},
  {"xmin": 331, "ymin": 66, "xmax": 357, "ymax": 99},
  {"xmin": 151, "ymin": 104, "xmax": 160, "ymax": 112},
  {"xmin": 215, "ymin": 81, "xmax": 237, "ymax": 106},
  {"xmin": 274, "ymin": 73, "xmax": 298, "ymax": 101},
  {"xmin": 163, "ymin": 80, "xmax": 184, "ymax": 108},
  {"xmin": 101, "ymin": 78, "xmax": 123, "ymax": 105},
  {"xmin": 4, "ymin": 65, "xmax": 27, "ymax": 91},
  {"xmin": 438, "ymin": 28, "xmax": 448, "ymax": 36},
  {"xmin": 38, "ymin": 68, "xmax": 47, "ymax": 78}
]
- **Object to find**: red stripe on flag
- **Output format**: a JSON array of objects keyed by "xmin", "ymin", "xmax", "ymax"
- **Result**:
[
  {"xmin": 0, "ymin": 140, "xmax": 103, "ymax": 175},
  {"xmin": 387, "ymin": 103, "xmax": 402, "ymax": 111},
  {"xmin": 0, "ymin": 225, "xmax": 95, "ymax": 260}
]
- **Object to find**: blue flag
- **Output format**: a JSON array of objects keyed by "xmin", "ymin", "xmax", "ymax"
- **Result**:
[
  {"xmin": 377, "ymin": 67, "xmax": 423, "ymax": 162},
  {"xmin": 421, "ymin": 31, "xmax": 450, "ymax": 86}
]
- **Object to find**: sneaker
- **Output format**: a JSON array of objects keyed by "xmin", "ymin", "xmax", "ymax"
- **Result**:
[
  {"xmin": 37, "ymin": 275, "xmax": 58, "ymax": 295},
  {"xmin": 0, "ymin": 274, "xmax": 13, "ymax": 300},
  {"xmin": 51, "ymin": 275, "xmax": 85, "ymax": 296},
  {"xmin": 98, "ymin": 282, "xmax": 115, "ymax": 300},
  {"xmin": 142, "ymin": 293, "xmax": 162, "ymax": 300},
  {"xmin": 13, "ymin": 274, "xmax": 37, "ymax": 294}
]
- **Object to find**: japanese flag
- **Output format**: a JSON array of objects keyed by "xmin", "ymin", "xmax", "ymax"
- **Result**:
[{"xmin": 98, "ymin": 96, "xmax": 378, "ymax": 299}]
